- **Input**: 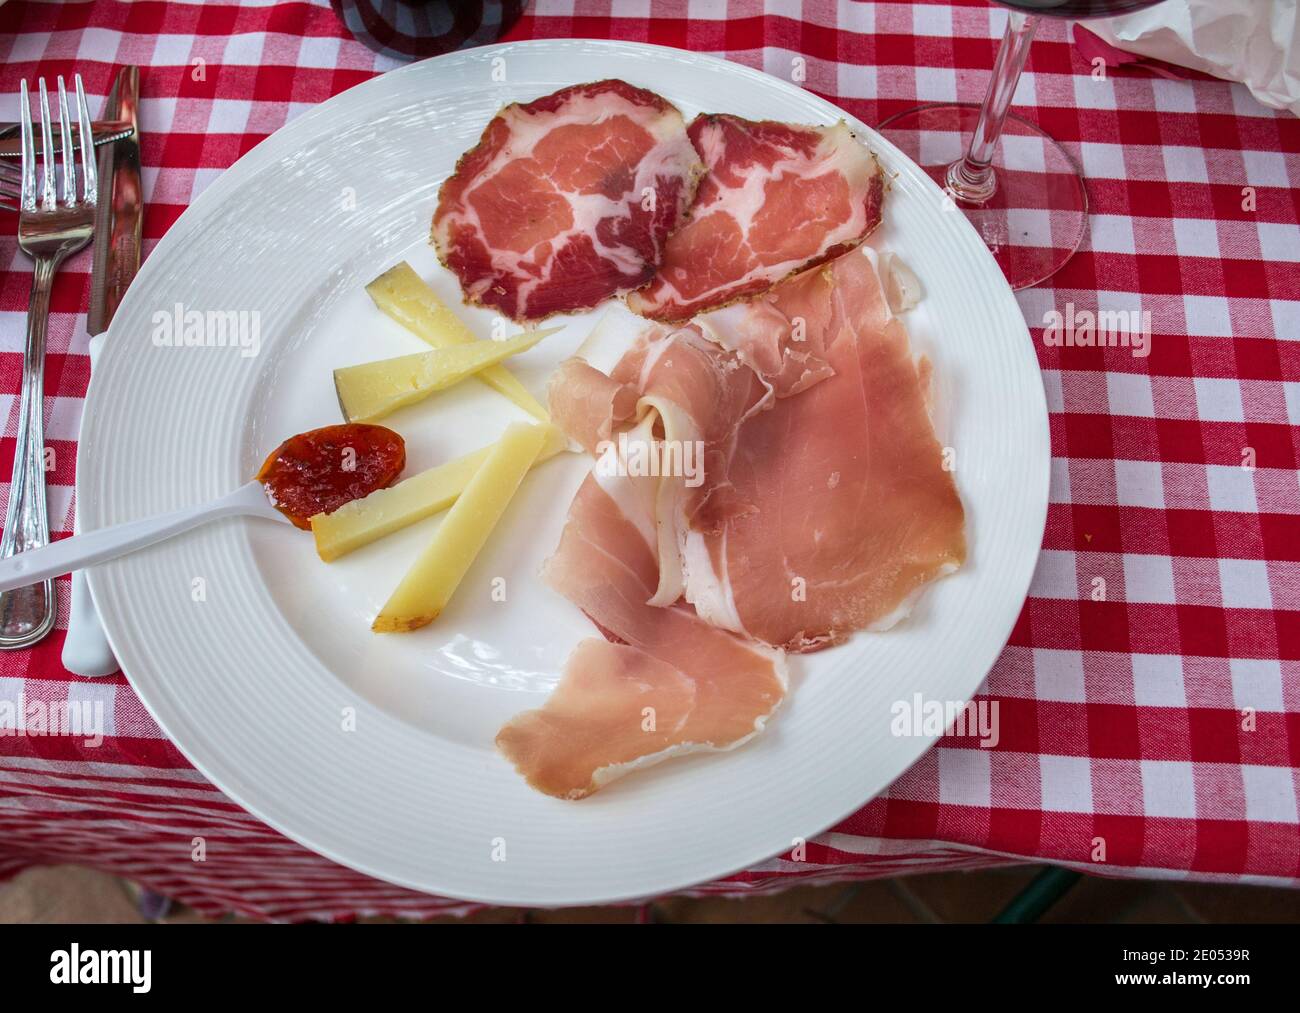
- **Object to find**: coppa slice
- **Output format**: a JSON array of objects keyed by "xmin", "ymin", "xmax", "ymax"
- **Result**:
[
  {"xmin": 432, "ymin": 80, "xmax": 703, "ymax": 322},
  {"xmin": 628, "ymin": 115, "xmax": 885, "ymax": 322},
  {"xmin": 496, "ymin": 475, "xmax": 787, "ymax": 800}
]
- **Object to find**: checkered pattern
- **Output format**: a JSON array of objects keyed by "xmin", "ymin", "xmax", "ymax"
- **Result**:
[{"xmin": 0, "ymin": 0, "xmax": 1296, "ymax": 920}]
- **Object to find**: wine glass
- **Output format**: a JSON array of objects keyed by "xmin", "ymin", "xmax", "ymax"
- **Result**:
[
  {"xmin": 331, "ymin": 1, "xmax": 529, "ymax": 61},
  {"xmin": 877, "ymin": 0, "xmax": 1169, "ymax": 290}
]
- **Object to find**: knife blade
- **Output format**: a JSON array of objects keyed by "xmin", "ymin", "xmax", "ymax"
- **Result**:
[
  {"xmin": 88, "ymin": 67, "xmax": 142, "ymax": 336},
  {"xmin": 64, "ymin": 66, "xmax": 142, "ymax": 679}
]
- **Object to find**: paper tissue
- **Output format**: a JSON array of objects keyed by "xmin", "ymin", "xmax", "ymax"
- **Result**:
[{"xmin": 1079, "ymin": 0, "xmax": 1299, "ymax": 116}]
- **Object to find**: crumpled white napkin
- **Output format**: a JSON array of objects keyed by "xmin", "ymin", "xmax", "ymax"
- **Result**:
[{"xmin": 1083, "ymin": 0, "xmax": 1300, "ymax": 116}]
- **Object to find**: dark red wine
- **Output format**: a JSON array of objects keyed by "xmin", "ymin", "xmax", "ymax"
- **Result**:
[
  {"xmin": 993, "ymin": 0, "xmax": 1167, "ymax": 18},
  {"xmin": 331, "ymin": 1, "xmax": 527, "ymax": 60}
]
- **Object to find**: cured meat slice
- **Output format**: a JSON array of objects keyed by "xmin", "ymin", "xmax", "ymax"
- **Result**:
[
  {"xmin": 688, "ymin": 248, "xmax": 966, "ymax": 650},
  {"xmin": 545, "ymin": 357, "xmax": 639, "ymax": 455},
  {"xmin": 627, "ymin": 115, "xmax": 885, "ymax": 322},
  {"xmin": 549, "ymin": 322, "xmax": 768, "ymax": 606},
  {"xmin": 497, "ymin": 245, "xmax": 963, "ymax": 798},
  {"xmin": 547, "ymin": 248, "xmax": 963, "ymax": 656},
  {"xmin": 495, "ymin": 475, "xmax": 787, "ymax": 800},
  {"xmin": 613, "ymin": 326, "xmax": 768, "ymax": 607},
  {"xmin": 695, "ymin": 261, "xmax": 838, "ymax": 398},
  {"xmin": 432, "ymin": 80, "xmax": 703, "ymax": 321}
]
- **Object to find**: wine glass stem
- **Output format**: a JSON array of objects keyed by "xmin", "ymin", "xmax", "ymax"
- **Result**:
[{"xmin": 947, "ymin": 11, "xmax": 1040, "ymax": 205}]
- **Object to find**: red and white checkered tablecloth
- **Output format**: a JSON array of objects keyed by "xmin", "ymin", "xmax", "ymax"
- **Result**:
[{"xmin": 1, "ymin": 0, "xmax": 1297, "ymax": 921}]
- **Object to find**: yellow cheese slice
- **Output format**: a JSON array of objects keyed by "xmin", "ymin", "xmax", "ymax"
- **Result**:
[
  {"xmin": 310, "ymin": 425, "xmax": 567, "ymax": 562},
  {"xmin": 366, "ymin": 262, "xmax": 550, "ymax": 421},
  {"xmin": 372, "ymin": 422, "xmax": 551, "ymax": 632},
  {"xmin": 333, "ymin": 329, "xmax": 554, "ymax": 422}
]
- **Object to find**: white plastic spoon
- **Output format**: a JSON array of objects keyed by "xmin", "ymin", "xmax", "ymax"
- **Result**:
[{"xmin": 0, "ymin": 481, "xmax": 289, "ymax": 593}]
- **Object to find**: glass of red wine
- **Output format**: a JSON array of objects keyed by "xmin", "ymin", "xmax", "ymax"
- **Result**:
[
  {"xmin": 878, "ymin": 0, "xmax": 1168, "ymax": 290},
  {"xmin": 331, "ymin": 1, "xmax": 528, "ymax": 61}
]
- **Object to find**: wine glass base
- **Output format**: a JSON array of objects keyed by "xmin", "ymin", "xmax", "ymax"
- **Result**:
[{"xmin": 876, "ymin": 103, "xmax": 1088, "ymax": 290}]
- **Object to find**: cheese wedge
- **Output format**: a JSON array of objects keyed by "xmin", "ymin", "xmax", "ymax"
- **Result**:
[
  {"xmin": 366, "ymin": 262, "xmax": 550, "ymax": 421},
  {"xmin": 310, "ymin": 425, "xmax": 568, "ymax": 561},
  {"xmin": 373, "ymin": 422, "xmax": 551, "ymax": 632},
  {"xmin": 334, "ymin": 329, "xmax": 555, "ymax": 422}
]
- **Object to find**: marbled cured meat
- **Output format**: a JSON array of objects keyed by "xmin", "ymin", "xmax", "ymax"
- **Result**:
[
  {"xmin": 432, "ymin": 80, "xmax": 703, "ymax": 322},
  {"xmin": 627, "ymin": 115, "xmax": 885, "ymax": 322}
]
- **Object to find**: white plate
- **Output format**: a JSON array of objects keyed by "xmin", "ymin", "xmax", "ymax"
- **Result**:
[{"xmin": 78, "ymin": 40, "xmax": 1048, "ymax": 906}]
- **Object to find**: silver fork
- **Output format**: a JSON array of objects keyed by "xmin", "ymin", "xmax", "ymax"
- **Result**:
[
  {"xmin": 0, "ymin": 76, "xmax": 97, "ymax": 649},
  {"xmin": 0, "ymin": 122, "xmax": 128, "ymax": 212}
]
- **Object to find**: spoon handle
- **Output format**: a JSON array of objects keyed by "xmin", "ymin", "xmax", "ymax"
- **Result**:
[{"xmin": 0, "ymin": 481, "xmax": 278, "ymax": 592}]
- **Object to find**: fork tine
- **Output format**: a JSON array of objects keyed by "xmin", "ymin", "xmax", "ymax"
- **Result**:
[
  {"xmin": 36, "ymin": 78, "xmax": 55, "ymax": 209},
  {"xmin": 56, "ymin": 76, "xmax": 76, "ymax": 206},
  {"xmin": 19, "ymin": 79, "xmax": 35, "ymax": 212},
  {"xmin": 74, "ymin": 75, "xmax": 96, "ymax": 206}
]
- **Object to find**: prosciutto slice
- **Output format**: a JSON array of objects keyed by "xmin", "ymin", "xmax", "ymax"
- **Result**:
[
  {"xmin": 693, "ymin": 257, "xmax": 843, "ymax": 398},
  {"xmin": 552, "ymin": 248, "xmax": 965, "ymax": 654},
  {"xmin": 551, "ymin": 322, "xmax": 768, "ymax": 607},
  {"xmin": 545, "ymin": 357, "xmax": 639, "ymax": 456},
  {"xmin": 688, "ymin": 249, "xmax": 966, "ymax": 650},
  {"xmin": 432, "ymin": 80, "xmax": 703, "ymax": 321},
  {"xmin": 495, "ymin": 474, "xmax": 787, "ymax": 800},
  {"xmin": 627, "ymin": 115, "xmax": 885, "ymax": 322}
]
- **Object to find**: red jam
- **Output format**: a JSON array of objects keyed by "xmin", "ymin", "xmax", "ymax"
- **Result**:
[{"xmin": 256, "ymin": 423, "xmax": 406, "ymax": 530}]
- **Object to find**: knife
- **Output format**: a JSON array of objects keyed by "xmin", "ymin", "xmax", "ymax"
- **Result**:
[{"xmin": 63, "ymin": 67, "xmax": 142, "ymax": 678}]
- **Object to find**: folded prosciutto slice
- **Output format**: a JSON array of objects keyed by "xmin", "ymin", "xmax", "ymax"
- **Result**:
[
  {"xmin": 495, "ymin": 474, "xmax": 787, "ymax": 800},
  {"xmin": 433, "ymin": 80, "xmax": 703, "ymax": 322},
  {"xmin": 554, "ymin": 248, "xmax": 965, "ymax": 652},
  {"xmin": 687, "ymin": 249, "xmax": 966, "ymax": 650},
  {"xmin": 627, "ymin": 115, "xmax": 885, "ymax": 322},
  {"xmin": 553, "ymin": 322, "xmax": 768, "ymax": 607},
  {"xmin": 545, "ymin": 357, "xmax": 639, "ymax": 456}
]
